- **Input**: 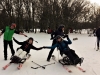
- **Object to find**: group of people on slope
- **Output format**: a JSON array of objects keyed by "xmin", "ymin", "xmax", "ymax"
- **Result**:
[{"xmin": 0, "ymin": 23, "xmax": 84, "ymax": 65}]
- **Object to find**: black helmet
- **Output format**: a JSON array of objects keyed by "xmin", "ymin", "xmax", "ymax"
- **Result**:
[
  {"xmin": 27, "ymin": 37, "xmax": 34, "ymax": 44},
  {"xmin": 55, "ymin": 35, "xmax": 63, "ymax": 40},
  {"xmin": 27, "ymin": 37, "xmax": 34, "ymax": 42},
  {"xmin": 28, "ymin": 37, "xmax": 34, "ymax": 41},
  {"xmin": 58, "ymin": 24, "xmax": 65, "ymax": 31}
]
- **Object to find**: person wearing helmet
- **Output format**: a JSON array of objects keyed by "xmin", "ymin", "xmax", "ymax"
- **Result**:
[
  {"xmin": 0, "ymin": 23, "xmax": 27, "ymax": 60},
  {"xmin": 47, "ymin": 25, "xmax": 65, "ymax": 62},
  {"xmin": 11, "ymin": 37, "xmax": 44, "ymax": 61},
  {"xmin": 44, "ymin": 35, "xmax": 83, "ymax": 65}
]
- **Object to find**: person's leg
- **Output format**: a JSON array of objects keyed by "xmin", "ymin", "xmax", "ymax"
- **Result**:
[
  {"xmin": 97, "ymin": 37, "xmax": 99, "ymax": 49},
  {"xmin": 47, "ymin": 39, "xmax": 56, "ymax": 61},
  {"xmin": 11, "ymin": 50, "xmax": 27, "ymax": 63},
  {"xmin": 63, "ymin": 50, "xmax": 75, "ymax": 64},
  {"xmin": 8, "ymin": 40, "xmax": 15, "ymax": 56},
  {"xmin": 3, "ymin": 40, "xmax": 8, "ymax": 60},
  {"xmin": 18, "ymin": 51, "xmax": 27, "ymax": 59},
  {"xmin": 70, "ymin": 49, "xmax": 79, "ymax": 59},
  {"xmin": 70, "ymin": 49, "xmax": 84, "ymax": 65},
  {"xmin": 98, "ymin": 37, "xmax": 100, "ymax": 49},
  {"xmin": 15, "ymin": 49, "xmax": 23, "ymax": 56}
]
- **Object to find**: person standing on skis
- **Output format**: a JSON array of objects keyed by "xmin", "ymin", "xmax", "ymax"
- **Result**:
[
  {"xmin": 96, "ymin": 26, "xmax": 100, "ymax": 50},
  {"xmin": 0, "ymin": 23, "xmax": 27, "ymax": 60},
  {"xmin": 47, "ymin": 25, "xmax": 65, "ymax": 62},
  {"xmin": 44, "ymin": 35, "xmax": 83, "ymax": 65}
]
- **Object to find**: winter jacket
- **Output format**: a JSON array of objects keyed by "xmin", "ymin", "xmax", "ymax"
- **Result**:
[
  {"xmin": 13, "ymin": 38, "xmax": 43, "ymax": 53},
  {"xmin": 96, "ymin": 28, "xmax": 100, "ymax": 37},
  {"xmin": 51, "ymin": 25, "xmax": 64, "ymax": 39},
  {"xmin": 2, "ymin": 26, "xmax": 20, "ymax": 41},
  {"xmin": 45, "ymin": 37, "xmax": 72, "ymax": 52},
  {"xmin": 4, "ymin": 26, "xmax": 15, "ymax": 41}
]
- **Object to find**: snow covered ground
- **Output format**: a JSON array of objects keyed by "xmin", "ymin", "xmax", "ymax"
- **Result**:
[{"xmin": 0, "ymin": 32, "xmax": 99, "ymax": 75}]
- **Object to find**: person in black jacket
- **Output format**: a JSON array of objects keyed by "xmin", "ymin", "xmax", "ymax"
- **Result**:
[
  {"xmin": 47, "ymin": 25, "xmax": 65, "ymax": 62},
  {"xmin": 11, "ymin": 37, "xmax": 44, "ymax": 60},
  {"xmin": 96, "ymin": 26, "xmax": 100, "ymax": 50}
]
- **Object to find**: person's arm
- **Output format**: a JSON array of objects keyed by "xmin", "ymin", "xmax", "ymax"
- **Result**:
[
  {"xmin": 50, "ymin": 31, "xmax": 55, "ymax": 40},
  {"xmin": 64, "ymin": 35, "xmax": 72, "ymax": 44},
  {"xmin": 0, "ymin": 29, "xmax": 5, "ymax": 36},
  {"xmin": 96, "ymin": 29, "xmax": 98, "ymax": 36},
  {"xmin": 14, "ymin": 30, "xmax": 27, "ymax": 37},
  {"xmin": 31, "ymin": 45, "xmax": 43, "ymax": 50},
  {"xmin": 13, "ymin": 37, "xmax": 24, "ymax": 45},
  {"xmin": 44, "ymin": 44, "xmax": 58, "ymax": 49}
]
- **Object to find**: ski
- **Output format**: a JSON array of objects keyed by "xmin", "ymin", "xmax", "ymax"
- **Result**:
[
  {"xmin": 51, "ymin": 55, "xmax": 72, "ymax": 73},
  {"xmin": 3, "ymin": 61, "xmax": 24, "ymax": 70},
  {"xmin": 51, "ymin": 55, "xmax": 85, "ymax": 73},
  {"xmin": 75, "ymin": 66, "xmax": 86, "ymax": 72},
  {"xmin": 3, "ymin": 62, "xmax": 11, "ymax": 70},
  {"xmin": 17, "ymin": 63, "xmax": 23, "ymax": 70},
  {"xmin": 63, "ymin": 66, "xmax": 72, "ymax": 73}
]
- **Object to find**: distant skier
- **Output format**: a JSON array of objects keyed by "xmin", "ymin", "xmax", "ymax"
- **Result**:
[
  {"xmin": 96, "ymin": 26, "xmax": 100, "ymax": 50},
  {"xmin": 11, "ymin": 37, "xmax": 44, "ymax": 63},
  {"xmin": 0, "ymin": 23, "xmax": 27, "ymax": 60},
  {"xmin": 47, "ymin": 25, "xmax": 65, "ymax": 62},
  {"xmin": 93, "ymin": 28, "xmax": 96, "ymax": 36},
  {"xmin": 44, "ymin": 35, "xmax": 83, "ymax": 65}
]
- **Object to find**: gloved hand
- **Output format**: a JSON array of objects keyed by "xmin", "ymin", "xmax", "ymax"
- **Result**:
[
  {"xmin": 63, "ymin": 34, "xmax": 69, "ymax": 38},
  {"xmin": 50, "ymin": 37, "xmax": 54, "ymax": 40},
  {"xmin": 13, "ymin": 37, "xmax": 15, "ymax": 40},
  {"xmin": 43, "ymin": 46, "xmax": 46, "ymax": 48},
  {"xmin": 24, "ymin": 35, "xmax": 27, "ymax": 37}
]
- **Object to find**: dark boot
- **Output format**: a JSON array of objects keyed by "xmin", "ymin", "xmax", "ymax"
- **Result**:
[
  {"xmin": 79, "ymin": 57, "xmax": 84, "ymax": 66},
  {"xmin": 96, "ymin": 47, "xmax": 99, "ymax": 51},
  {"xmin": 74, "ymin": 58, "xmax": 80, "ymax": 65},
  {"xmin": 74, "ymin": 57, "xmax": 84, "ymax": 66},
  {"xmin": 4, "ymin": 58, "xmax": 7, "ymax": 60},
  {"xmin": 4, "ymin": 55, "xmax": 7, "ymax": 60}
]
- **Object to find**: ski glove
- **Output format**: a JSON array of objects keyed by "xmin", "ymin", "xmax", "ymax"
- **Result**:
[
  {"xmin": 43, "ymin": 46, "xmax": 47, "ymax": 48},
  {"xmin": 50, "ymin": 37, "xmax": 54, "ymax": 40},
  {"xmin": 24, "ymin": 35, "xmax": 27, "ymax": 37},
  {"xmin": 13, "ymin": 37, "xmax": 15, "ymax": 40},
  {"xmin": 63, "ymin": 34, "xmax": 69, "ymax": 38}
]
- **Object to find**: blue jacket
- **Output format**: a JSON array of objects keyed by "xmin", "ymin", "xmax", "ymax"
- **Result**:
[{"xmin": 46, "ymin": 37, "xmax": 72, "ymax": 51}]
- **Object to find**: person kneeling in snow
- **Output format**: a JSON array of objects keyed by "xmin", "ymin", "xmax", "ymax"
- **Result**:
[
  {"xmin": 44, "ymin": 35, "xmax": 84, "ymax": 65},
  {"xmin": 11, "ymin": 37, "xmax": 44, "ymax": 63}
]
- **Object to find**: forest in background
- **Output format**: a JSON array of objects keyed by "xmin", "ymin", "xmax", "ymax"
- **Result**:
[{"xmin": 0, "ymin": 0, "xmax": 100, "ymax": 33}]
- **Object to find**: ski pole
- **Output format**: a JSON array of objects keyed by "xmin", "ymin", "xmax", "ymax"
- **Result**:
[
  {"xmin": 34, "ymin": 41, "xmax": 38, "ymax": 43},
  {"xmin": 31, "ymin": 62, "xmax": 55, "ymax": 69},
  {"xmin": 94, "ymin": 41, "xmax": 96, "ymax": 50},
  {"xmin": 94, "ymin": 37, "xmax": 97, "ymax": 50},
  {"xmin": 31, "ymin": 61, "xmax": 45, "ymax": 69}
]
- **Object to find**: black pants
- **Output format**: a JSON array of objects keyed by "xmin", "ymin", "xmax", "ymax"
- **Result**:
[
  {"xmin": 4, "ymin": 40, "xmax": 15, "ymax": 59},
  {"xmin": 47, "ymin": 39, "xmax": 57, "ymax": 61},
  {"xmin": 63, "ymin": 49, "xmax": 79, "ymax": 64},
  {"xmin": 97, "ymin": 37, "xmax": 100, "ymax": 49}
]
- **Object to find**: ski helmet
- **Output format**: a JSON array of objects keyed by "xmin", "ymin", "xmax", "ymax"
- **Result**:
[
  {"xmin": 55, "ymin": 35, "xmax": 63, "ymax": 41},
  {"xmin": 58, "ymin": 24, "xmax": 65, "ymax": 31},
  {"xmin": 28, "ymin": 37, "xmax": 34, "ymax": 41},
  {"xmin": 11, "ymin": 23, "xmax": 16, "ymax": 28}
]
